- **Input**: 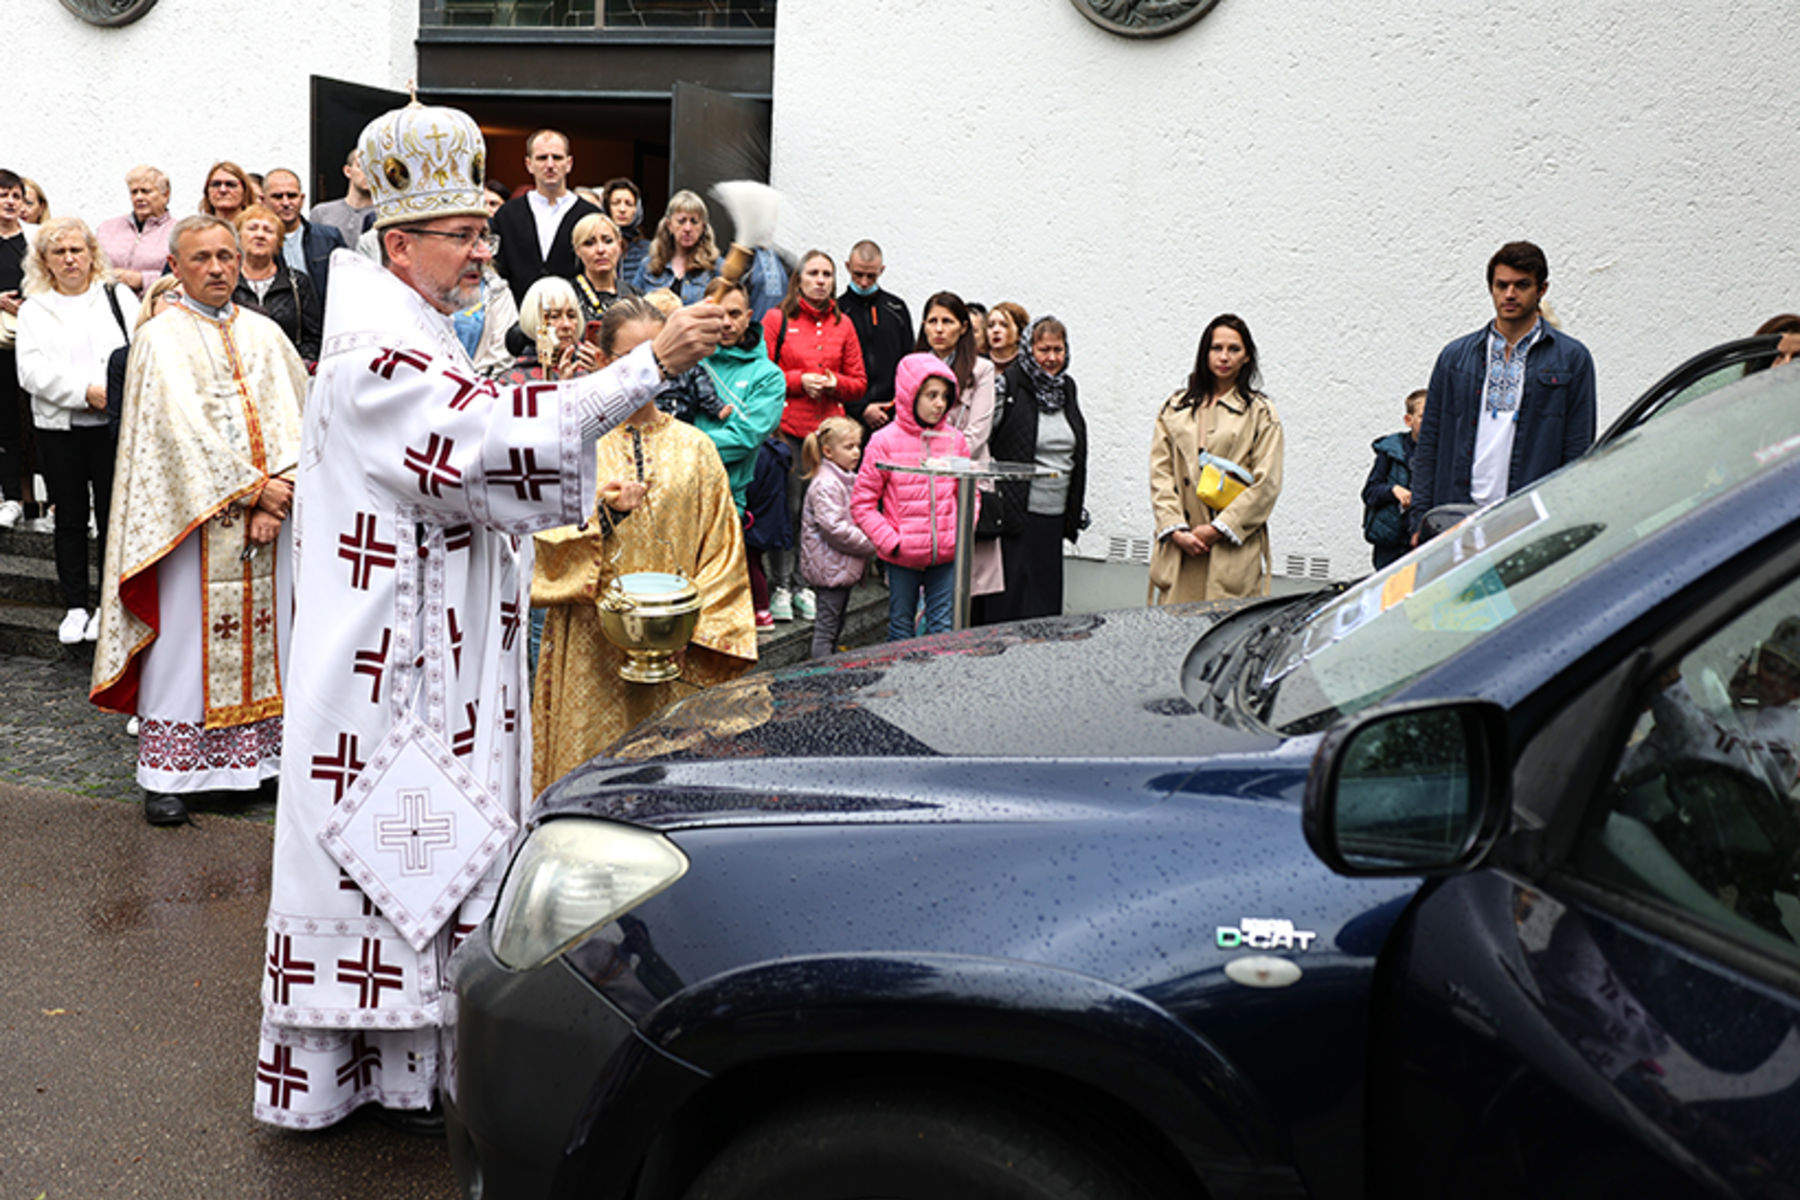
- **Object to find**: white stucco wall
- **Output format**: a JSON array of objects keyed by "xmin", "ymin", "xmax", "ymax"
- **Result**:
[
  {"xmin": 770, "ymin": 1, "xmax": 1800, "ymax": 580},
  {"xmin": 14, "ymin": 0, "xmax": 414, "ymax": 232}
]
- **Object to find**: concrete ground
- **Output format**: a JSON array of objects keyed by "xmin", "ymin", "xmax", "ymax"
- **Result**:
[{"xmin": 0, "ymin": 780, "xmax": 458, "ymax": 1200}]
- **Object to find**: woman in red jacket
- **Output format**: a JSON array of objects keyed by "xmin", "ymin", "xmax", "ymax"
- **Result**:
[{"xmin": 760, "ymin": 249, "xmax": 866, "ymax": 621}]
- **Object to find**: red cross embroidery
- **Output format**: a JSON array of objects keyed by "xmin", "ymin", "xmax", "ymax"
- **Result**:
[
  {"xmin": 353, "ymin": 629, "xmax": 391, "ymax": 704},
  {"xmin": 445, "ymin": 523, "xmax": 473, "ymax": 552},
  {"xmin": 256, "ymin": 1044, "xmax": 310, "ymax": 1109},
  {"xmin": 443, "ymin": 368, "xmax": 496, "ymax": 412},
  {"xmin": 310, "ymin": 733, "xmax": 366, "ymax": 802},
  {"xmin": 337, "ymin": 867, "xmax": 376, "ymax": 917},
  {"xmin": 452, "ymin": 702, "xmax": 476, "ymax": 757},
  {"xmin": 370, "ymin": 347, "xmax": 431, "ymax": 379},
  {"xmin": 266, "ymin": 934, "xmax": 316, "ymax": 1005},
  {"xmin": 338, "ymin": 513, "xmax": 398, "ymax": 591},
  {"xmin": 511, "ymin": 381, "xmax": 555, "ymax": 418},
  {"xmin": 486, "ymin": 448, "xmax": 559, "ymax": 502},
  {"xmin": 499, "ymin": 599, "xmax": 521, "ymax": 652},
  {"xmin": 403, "ymin": 433, "xmax": 463, "ymax": 498},
  {"xmin": 337, "ymin": 938, "xmax": 404, "ymax": 1008},
  {"xmin": 253, "ymin": 608, "xmax": 274, "ymax": 636},
  {"xmin": 336, "ymin": 1032, "xmax": 383, "ymax": 1091},
  {"xmin": 447, "ymin": 608, "xmax": 463, "ymax": 673},
  {"xmin": 212, "ymin": 613, "xmax": 241, "ymax": 642}
]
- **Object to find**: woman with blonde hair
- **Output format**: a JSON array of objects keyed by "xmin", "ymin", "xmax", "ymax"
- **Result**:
[
  {"xmin": 633, "ymin": 188, "xmax": 786, "ymax": 319},
  {"xmin": 19, "ymin": 178, "xmax": 49, "ymax": 224},
  {"xmin": 567, "ymin": 210, "xmax": 639, "ymax": 324},
  {"xmin": 503, "ymin": 276, "xmax": 591, "ymax": 384},
  {"xmin": 15, "ymin": 217, "xmax": 137, "ymax": 643}
]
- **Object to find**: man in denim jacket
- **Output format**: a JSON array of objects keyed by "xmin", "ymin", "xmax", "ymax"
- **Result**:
[{"xmin": 1411, "ymin": 241, "xmax": 1596, "ymax": 539}]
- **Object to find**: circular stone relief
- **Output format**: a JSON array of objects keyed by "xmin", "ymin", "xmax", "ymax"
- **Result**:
[
  {"xmin": 58, "ymin": 0, "xmax": 159, "ymax": 27},
  {"xmin": 1069, "ymin": 0, "xmax": 1220, "ymax": 38}
]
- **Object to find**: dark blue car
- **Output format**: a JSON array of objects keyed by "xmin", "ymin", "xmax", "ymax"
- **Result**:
[{"xmin": 445, "ymin": 356, "xmax": 1800, "ymax": 1199}]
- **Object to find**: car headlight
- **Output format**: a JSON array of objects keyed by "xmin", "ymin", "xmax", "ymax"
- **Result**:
[{"xmin": 490, "ymin": 819, "xmax": 688, "ymax": 970}]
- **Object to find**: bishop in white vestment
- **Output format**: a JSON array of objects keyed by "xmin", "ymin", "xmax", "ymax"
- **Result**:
[{"xmin": 254, "ymin": 103, "xmax": 724, "ymax": 1130}]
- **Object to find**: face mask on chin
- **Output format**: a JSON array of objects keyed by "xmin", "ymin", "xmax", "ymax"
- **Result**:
[{"xmin": 848, "ymin": 281, "xmax": 878, "ymax": 297}]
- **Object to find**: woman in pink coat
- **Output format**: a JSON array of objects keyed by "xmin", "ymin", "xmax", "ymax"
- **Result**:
[{"xmin": 852, "ymin": 353, "xmax": 969, "ymax": 641}]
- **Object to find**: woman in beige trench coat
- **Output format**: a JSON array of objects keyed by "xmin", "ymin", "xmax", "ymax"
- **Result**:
[{"xmin": 1148, "ymin": 313, "xmax": 1285, "ymax": 604}]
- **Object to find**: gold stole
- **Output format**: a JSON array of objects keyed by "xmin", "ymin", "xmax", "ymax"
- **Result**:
[{"xmin": 198, "ymin": 315, "xmax": 283, "ymax": 729}]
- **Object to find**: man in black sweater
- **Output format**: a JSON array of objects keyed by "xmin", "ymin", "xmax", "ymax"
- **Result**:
[
  {"xmin": 490, "ymin": 129, "xmax": 598, "ymax": 308},
  {"xmin": 838, "ymin": 239, "xmax": 912, "ymax": 434}
]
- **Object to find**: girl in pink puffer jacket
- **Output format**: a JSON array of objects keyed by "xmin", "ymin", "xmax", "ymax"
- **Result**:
[{"xmin": 851, "ymin": 353, "xmax": 971, "ymax": 641}]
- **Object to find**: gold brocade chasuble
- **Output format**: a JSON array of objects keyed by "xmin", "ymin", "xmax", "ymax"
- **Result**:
[
  {"xmin": 531, "ymin": 410, "xmax": 755, "ymax": 794},
  {"xmin": 91, "ymin": 304, "xmax": 307, "ymax": 725}
]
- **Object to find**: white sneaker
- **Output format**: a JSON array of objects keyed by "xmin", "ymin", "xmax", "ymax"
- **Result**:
[
  {"xmin": 769, "ymin": 587, "xmax": 793, "ymax": 622},
  {"xmin": 792, "ymin": 588, "xmax": 816, "ymax": 620},
  {"xmin": 126, "ymin": 716, "xmax": 140, "ymax": 737},
  {"xmin": 83, "ymin": 610, "xmax": 100, "ymax": 641},
  {"xmin": 0, "ymin": 500, "xmax": 20, "ymax": 528},
  {"xmin": 58, "ymin": 607, "xmax": 88, "ymax": 645},
  {"xmin": 26, "ymin": 515, "xmax": 54, "ymax": 533}
]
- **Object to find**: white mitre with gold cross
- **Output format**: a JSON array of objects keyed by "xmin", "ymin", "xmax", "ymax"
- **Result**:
[{"xmin": 359, "ymin": 98, "xmax": 490, "ymax": 231}]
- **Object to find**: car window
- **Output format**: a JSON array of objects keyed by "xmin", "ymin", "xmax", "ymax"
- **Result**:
[
  {"xmin": 1570, "ymin": 577, "xmax": 1800, "ymax": 965},
  {"xmin": 1254, "ymin": 366, "xmax": 1800, "ymax": 735}
]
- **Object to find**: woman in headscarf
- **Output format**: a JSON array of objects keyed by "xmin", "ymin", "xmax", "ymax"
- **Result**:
[
  {"xmin": 1147, "ymin": 313, "xmax": 1285, "ymax": 604},
  {"xmin": 987, "ymin": 316, "xmax": 1087, "ymax": 622},
  {"xmin": 601, "ymin": 177, "xmax": 650, "ymax": 293}
]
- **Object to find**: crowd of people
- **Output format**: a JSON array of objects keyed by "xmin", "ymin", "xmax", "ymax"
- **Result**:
[{"xmin": 5, "ymin": 97, "xmax": 1800, "ymax": 1136}]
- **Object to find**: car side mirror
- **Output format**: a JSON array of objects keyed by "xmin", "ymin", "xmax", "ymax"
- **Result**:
[{"xmin": 1303, "ymin": 700, "xmax": 1511, "ymax": 877}]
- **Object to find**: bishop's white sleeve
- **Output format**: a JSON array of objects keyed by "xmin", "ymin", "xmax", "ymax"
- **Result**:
[{"xmin": 325, "ymin": 338, "xmax": 662, "ymax": 537}]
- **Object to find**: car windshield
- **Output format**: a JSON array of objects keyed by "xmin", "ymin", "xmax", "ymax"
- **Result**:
[{"xmin": 1250, "ymin": 367, "xmax": 1800, "ymax": 735}]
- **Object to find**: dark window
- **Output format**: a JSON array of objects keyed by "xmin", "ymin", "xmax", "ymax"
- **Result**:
[
  {"xmin": 425, "ymin": 0, "xmax": 774, "ymax": 27},
  {"xmin": 1571, "ymin": 577, "xmax": 1800, "ymax": 964}
]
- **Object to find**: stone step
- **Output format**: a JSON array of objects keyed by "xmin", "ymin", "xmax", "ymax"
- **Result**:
[
  {"xmin": 0, "ymin": 598, "xmax": 95, "ymax": 662},
  {"xmin": 0, "ymin": 553, "xmax": 83, "ymax": 607},
  {"xmin": 752, "ymin": 579, "xmax": 890, "ymax": 670}
]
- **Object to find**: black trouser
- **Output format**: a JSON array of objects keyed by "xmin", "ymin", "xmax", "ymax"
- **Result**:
[
  {"xmin": 0, "ymin": 351, "xmax": 25, "ymax": 505},
  {"xmin": 991, "ymin": 513, "xmax": 1066, "ymax": 622},
  {"xmin": 35, "ymin": 424, "xmax": 113, "ymax": 609}
]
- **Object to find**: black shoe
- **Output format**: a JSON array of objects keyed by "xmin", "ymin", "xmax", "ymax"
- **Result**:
[
  {"xmin": 368, "ymin": 1102, "xmax": 446, "ymax": 1138},
  {"xmin": 143, "ymin": 792, "xmax": 190, "ymax": 826}
]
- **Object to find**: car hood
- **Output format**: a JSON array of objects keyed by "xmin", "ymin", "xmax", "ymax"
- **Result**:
[{"xmin": 538, "ymin": 603, "xmax": 1297, "ymax": 830}]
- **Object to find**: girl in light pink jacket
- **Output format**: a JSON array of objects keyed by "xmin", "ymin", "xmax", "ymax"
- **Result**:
[
  {"xmin": 799, "ymin": 416, "xmax": 876, "ymax": 658},
  {"xmin": 851, "ymin": 353, "xmax": 970, "ymax": 641}
]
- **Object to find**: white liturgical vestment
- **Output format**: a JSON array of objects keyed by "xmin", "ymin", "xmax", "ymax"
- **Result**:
[{"xmin": 255, "ymin": 251, "xmax": 659, "ymax": 1129}]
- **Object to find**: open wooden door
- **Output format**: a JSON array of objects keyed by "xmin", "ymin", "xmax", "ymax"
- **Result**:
[{"xmin": 309, "ymin": 76, "xmax": 412, "ymax": 210}]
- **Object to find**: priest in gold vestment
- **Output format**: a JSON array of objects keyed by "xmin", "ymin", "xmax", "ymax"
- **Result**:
[
  {"xmin": 532, "ymin": 298, "xmax": 756, "ymax": 795},
  {"xmin": 91, "ymin": 214, "xmax": 307, "ymax": 825}
]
